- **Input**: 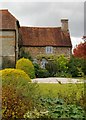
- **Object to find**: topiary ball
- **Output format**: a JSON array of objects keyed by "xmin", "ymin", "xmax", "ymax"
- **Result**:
[
  {"xmin": 0, "ymin": 68, "xmax": 31, "ymax": 87},
  {"xmin": 0, "ymin": 68, "xmax": 32, "ymax": 118},
  {"xmin": 16, "ymin": 58, "xmax": 35, "ymax": 79}
]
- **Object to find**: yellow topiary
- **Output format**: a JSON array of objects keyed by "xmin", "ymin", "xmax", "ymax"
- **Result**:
[
  {"xmin": 0, "ymin": 68, "xmax": 31, "ymax": 86},
  {"xmin": 16, "ymin": 58, "xmax": 35, "ymax": 79},
  {"xmin": 0, "ymin": 68, "xmax": 32, "ymax": 118}
]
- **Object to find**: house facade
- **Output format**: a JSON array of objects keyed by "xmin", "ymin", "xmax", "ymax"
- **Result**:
[
  {"xmin": 0, "ymin": 9, "xmax": 72, "ymax": 68},
  {"xmin": 19, "ymin": 19, "xmax": 72, "ymax": 59},
  {"xmin": 0, "ymin": 9, "xmax": 20, "ymax": 69}
]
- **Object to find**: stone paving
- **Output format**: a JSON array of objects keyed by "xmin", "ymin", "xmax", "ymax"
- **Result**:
[{"xmin": 32, "ymin": 77, "xmax": 85, "ymax": 84}]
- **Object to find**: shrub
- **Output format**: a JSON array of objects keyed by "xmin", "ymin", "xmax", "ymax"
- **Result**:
[
  {"xmin": 19, "ymin": 48, "xmax": 33, "ymax": 61},
  {"xmin": 67, "ymin": 56, "xmax": 84, "ymax": 77},
  {"xmin": 1, "ymin": 68, "xmax": 31, "ymax": 85},
  {"xmin": 45, "ymin": 60, "xmax": 58, "ymax": 77},
  {"xmin": 37, "ymin": 68, "xmax": 50, "ymax": 78},
  {"xmin": 33, "ymin": 63, "xmax": 40, "ymax": 77},
  {"xmin": 1, "ymin": 68, "xmax": 31, "ymax": 98},
  {"xmin": 81, "ymin": 59, "xmax": 86, "ymax": 75},
  {"xmin": 45, "ymin": 55, "xmax": 69, "ymax": 77},
  {"xmin": 0, "ymin": 69, "xmax": 40, "ymax": 118},
  {"xmin": 16, "ymin": 58, "xmax": 35, "ymax": 79},
  {"xmin": 57, "ymin": 55, "xmax": 68, "ymax": 73},
  {"xmin": 33, "ymin": 63, "xmax": 50, "ymax": 78},
  {"xmin": 24, "ymin": 97, "xmax": 85, "ymax": 119}
]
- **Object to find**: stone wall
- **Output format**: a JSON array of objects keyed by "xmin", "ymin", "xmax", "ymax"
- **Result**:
[
  {"xmin": 0, "ymin": 30, "xmax": 16, "ymax": 68},
  {"xmin": 22, "ymin": 46, "xmax": 72, "ymax": 59}
]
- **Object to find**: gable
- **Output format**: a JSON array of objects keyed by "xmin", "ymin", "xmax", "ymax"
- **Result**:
[{"xmin": 0, "ymin": 9, "xmax": 20, "ymax": 30}]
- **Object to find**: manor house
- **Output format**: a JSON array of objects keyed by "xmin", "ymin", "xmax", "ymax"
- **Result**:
[{"xmin": 0, "ymin": 9, "xmax": 72, "ymax": 68}]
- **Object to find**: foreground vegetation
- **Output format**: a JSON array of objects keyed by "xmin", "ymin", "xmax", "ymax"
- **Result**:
[
  {"xmin": 1, "ymin": 57, "xmax": 86, "ymax": 119},
  {"xmin": 38, "ymin": 83, "xmax": 84, "ymax": 100}
]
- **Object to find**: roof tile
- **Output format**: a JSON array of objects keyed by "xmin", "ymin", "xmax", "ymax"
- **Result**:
[{"xmin": 19, "ymin": 27, "xmax": 72, "ymax": 47}]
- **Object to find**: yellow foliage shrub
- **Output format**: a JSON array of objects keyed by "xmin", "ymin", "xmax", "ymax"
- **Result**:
[
  {"xmin": 0, "ymin": 68, "xmax": 32, "ymax": 118},
  {"xmin": 16, "ymin": 58, "xmax": 35, "ymax": 79},
  {"xmin": 0, "ymin": 68, "xmax": 31, "ymax": 82}
]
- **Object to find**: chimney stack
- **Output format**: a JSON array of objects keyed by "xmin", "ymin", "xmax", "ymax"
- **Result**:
[{"xmin": 61, "ymin": 19, "xmax": 68, "ymax": 32}]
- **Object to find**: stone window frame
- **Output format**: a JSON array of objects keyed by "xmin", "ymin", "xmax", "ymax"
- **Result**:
[{"xmin": 46, "ymin": 46, "xmax": 53, "ymax": 54}]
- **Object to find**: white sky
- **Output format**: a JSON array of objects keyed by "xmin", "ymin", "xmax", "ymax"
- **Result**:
[{"xmin": 0, "ymin": 1, "xmax": 85, "ymax": 51}]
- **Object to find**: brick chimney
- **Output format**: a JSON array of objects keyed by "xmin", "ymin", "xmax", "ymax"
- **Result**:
[{"xmin": 61, "ymin": 19, "xmax": 68, "ymax": 32}]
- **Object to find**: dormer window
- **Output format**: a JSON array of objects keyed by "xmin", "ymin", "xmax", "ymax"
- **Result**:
[{"xmin": 46, "ymin": 46, "xmax": 53, "ymax": 54}]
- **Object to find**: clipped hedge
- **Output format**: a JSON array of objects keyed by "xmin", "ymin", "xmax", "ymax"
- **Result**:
[
  {"xmin": 0, "ymin": 68, "xmax": 33, "ymax": 118},
  {"xmin": 0, "ymin": 68, "xmax": 31, "ymax": 86},
  {"xmin": 16, "ymin": 58, "xmax": 35, "ymax": 79}
]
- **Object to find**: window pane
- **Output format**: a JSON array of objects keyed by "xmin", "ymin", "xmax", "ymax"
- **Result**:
[{"xmin": 46, "ymin": 46, "xmax": 53, "ymax": 54}]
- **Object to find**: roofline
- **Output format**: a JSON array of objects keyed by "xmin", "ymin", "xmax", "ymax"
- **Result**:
[
  {"xmin": 20, "ymin": 45, "xmax": 72, "ymax": 47},
  {"xmin": 20, "ymin": 26, "xmax": 61, "ymax": 29}
]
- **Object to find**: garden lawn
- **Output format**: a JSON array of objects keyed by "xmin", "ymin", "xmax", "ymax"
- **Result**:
[{"xmin": 37, "ymin": 83, "xmax": 85, "ymax": 104}]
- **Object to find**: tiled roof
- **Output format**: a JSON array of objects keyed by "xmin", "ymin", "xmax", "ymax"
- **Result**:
[
  {"xmin": 0, "ymin": 9, "xmax": 19, "ymax": 29},
  {"xmin": 19, "ymin": 27, "xmax": 72, "ymax": 47}
]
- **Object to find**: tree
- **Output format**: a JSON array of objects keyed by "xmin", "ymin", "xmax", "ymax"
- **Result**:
[{"xmin": 73, "ymin": 42, "xmax": 86, "ymax": 59}]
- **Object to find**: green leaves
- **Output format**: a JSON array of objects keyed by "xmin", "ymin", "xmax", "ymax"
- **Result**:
[{"xmin": 24, "ymin": 97, "xmax": 85, "ymax": 118}]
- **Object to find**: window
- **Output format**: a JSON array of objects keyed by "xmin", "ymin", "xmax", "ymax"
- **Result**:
[{"xmin": 46, "ymin": 46, "xmax": 53, "ymax": 54}]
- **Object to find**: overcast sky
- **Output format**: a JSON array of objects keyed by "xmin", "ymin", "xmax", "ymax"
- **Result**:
[{"xmin": 0, "ymin": 2, "xmax": 84, "ymax": 50}]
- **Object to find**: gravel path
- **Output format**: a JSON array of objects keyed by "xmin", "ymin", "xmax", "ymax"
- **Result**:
[{"xmin": 32, "ymin": 77, "xmax": 85, "ymax": 84}]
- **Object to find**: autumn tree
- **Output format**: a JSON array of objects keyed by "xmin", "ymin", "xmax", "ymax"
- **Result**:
[{"xmin": 73, "ymin": 42, "xmax": 86, "ymax": 59}]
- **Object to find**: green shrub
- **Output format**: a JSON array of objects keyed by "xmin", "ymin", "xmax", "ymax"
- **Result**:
[
  {"xmin": 0, "ymin": 69, "xmax": 40, "ymax": 118},
  {"xmin": 16, "ymin": 58, "xmax": 35, "ymax": 79},
  {"xmin": 24, "ymin": 97, "xmax": 85, "ymax": 119},
  {"xmin": 81, "ymin": 59, "xmax": 86, "ymax": 75},
  {"xmin": 67, "ymin": 56, "xmax": 84, "ymax": 77},
  {"xmin": 57, "ymin": 55, "xmax": 68, "ymax": 73},
  {"xmin": 33, "ymin": 63, "xmax": 50, "ymax": 78},
  {"xmin": 37, "ymin": 68, "xmax": 50, "ymax": 78},
  {"xmin": 55, "ymin": 72, "xmax": 72, "ymax": 78},
  {"xmin": 45, "ymin": 60, "xmax": 58, "ymax": 77},
  {"xmin": 45, "ymin": 55, "xmax": 69, "ymax": 77},
  {"xmin": 19, "ymin": 48, "xmax": 33, "ymax": 61},
  {"xmin": 33, "ymin": 63, "xmax": 40, "ymax": 77}
]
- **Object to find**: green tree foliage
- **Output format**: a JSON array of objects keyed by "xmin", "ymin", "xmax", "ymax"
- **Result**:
[
  {"xmin": 67, "ymin": 56, "xmax": 85, "ymax": 77},
  {"xmin": 57, "ymin": 55, "xmax": 68, "ymax": 72},
  {"xmin": 16, "ymin": 58, "xmax": 35, "ymax": 79},
  {"xmin": 45, "ymin": 55, "xmax": 70, "ymax": 77}
]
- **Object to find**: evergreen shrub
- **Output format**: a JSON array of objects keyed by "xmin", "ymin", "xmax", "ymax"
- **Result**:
[
  {"xmin": 0, "ymin": 68, "xmax": 32, "ymax": 118},
  {"xmin": 16, "ymin": 58, "xmax": 35, "ymax": 79}
]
